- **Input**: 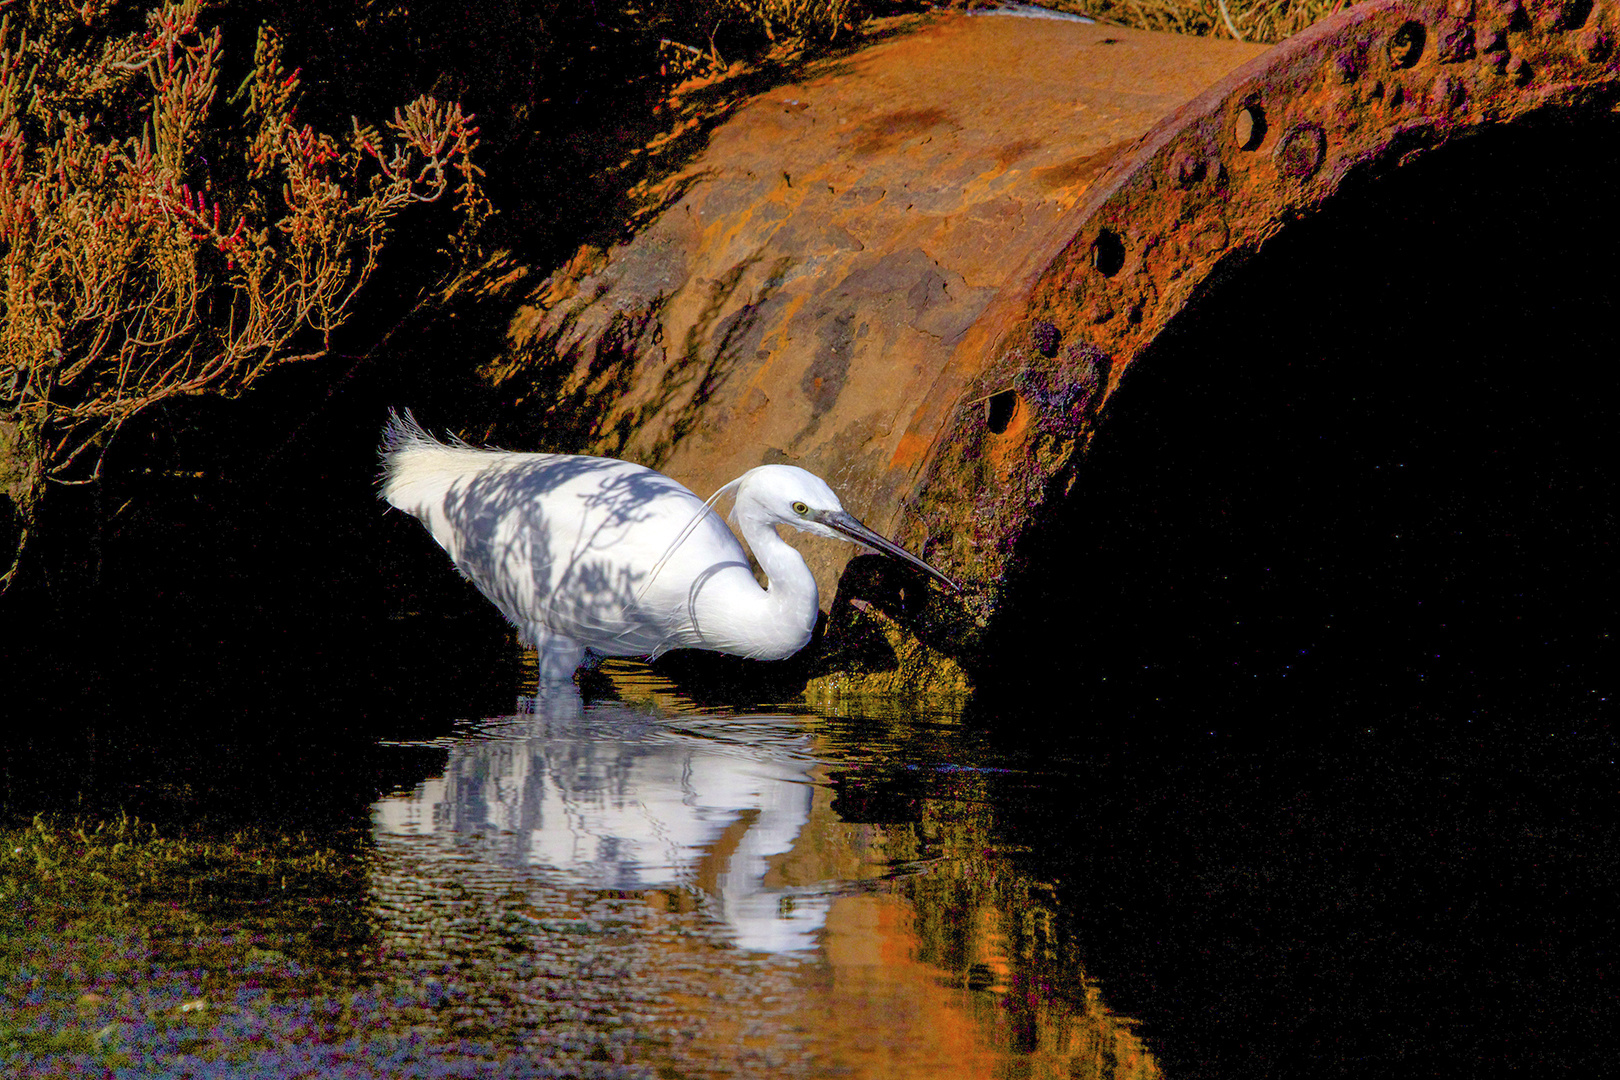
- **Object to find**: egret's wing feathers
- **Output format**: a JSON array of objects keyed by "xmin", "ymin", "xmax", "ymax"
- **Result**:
[
  {"xmin": 383, "ymin": 416, "xmax": 807, "ymax": 673},
  {"xmin": 448, "ymin": 457, "xmax": 750, "ymax": 657},
  {"xmin": 635, "ymin": 475, "xmax": 745, "ymax": 603}
]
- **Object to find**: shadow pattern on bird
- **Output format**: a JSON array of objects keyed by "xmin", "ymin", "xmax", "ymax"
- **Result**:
[{"xmin": 436, "ymin": 455, "xmax": 742, "ymax": 665}]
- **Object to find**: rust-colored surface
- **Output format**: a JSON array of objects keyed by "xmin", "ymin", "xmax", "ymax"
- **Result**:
[
  {"xmin": 493, "ymin": 3, "xmax": 1620, "ymax": 687},
  {"xmin": 500, "ymin": 13, "xmax": 1265, "ymax": 594},
  {"xmin": 906, "ymin": 0, "xmax": 1620, "ymax": 600}
]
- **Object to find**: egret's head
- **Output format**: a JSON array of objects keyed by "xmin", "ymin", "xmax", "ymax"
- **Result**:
[
  {"xmin": 734, "ymin": 464, "xmax": 846, "ymax": 537},
  {"xmin": 733, "ymin": 464, "xmax": 959, "ymax": 591}
]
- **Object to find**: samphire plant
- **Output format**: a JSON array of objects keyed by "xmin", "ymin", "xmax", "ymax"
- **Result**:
[{"xmin": 0, "ymin": 0, "xmax": 486, "ymax": 591}]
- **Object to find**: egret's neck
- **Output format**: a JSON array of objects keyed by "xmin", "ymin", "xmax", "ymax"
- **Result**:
[
  {"xmin": 725, "ymin": 510, "xmax": 820, "ymax": 658},
  {"xmin": 747, "ymin": 521, "xmax": 816, "ymax": 598}
]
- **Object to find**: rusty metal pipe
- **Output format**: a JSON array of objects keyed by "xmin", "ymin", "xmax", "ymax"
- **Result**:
[{"xmin": 487, "ymin": 3, "xmax": 1620, "ymax": 689}]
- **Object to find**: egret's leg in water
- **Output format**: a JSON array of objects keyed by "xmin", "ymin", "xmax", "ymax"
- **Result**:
[{"xmin": 531, "ymin": 628, "xmax": 588, "ymax": 684}]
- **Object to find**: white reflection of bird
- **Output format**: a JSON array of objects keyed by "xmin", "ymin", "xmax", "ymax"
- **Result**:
[{"xmin": 380, "ymin": 411, "xmax": 958, "ymax": 682}]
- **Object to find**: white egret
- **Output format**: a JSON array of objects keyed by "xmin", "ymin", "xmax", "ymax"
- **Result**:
[{"xmin": 379, "ymin": 411, "xmax": 958, "ymax": 681}]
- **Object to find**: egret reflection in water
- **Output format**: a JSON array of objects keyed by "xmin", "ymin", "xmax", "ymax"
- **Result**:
[
  {"xmin": 358, "ymin": 690, "xmax": 1166, "ymax": 1079},
  {"xmin": 372, "ymin": 689, "xmax": 830, "ymax": 953}
]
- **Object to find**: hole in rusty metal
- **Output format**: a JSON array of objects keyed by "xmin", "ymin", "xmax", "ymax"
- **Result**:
[
  {"xmin": 1173, "ymin": 149, "xmax": 1208, "ymax": 186},
  {"xmin": 1388, "ymin": 22, "xmax": 1426, "ymax": 68},
  {"xmin": 1031, "ymin": 320, "xmax": 1061, "ymax": 357},
  {"xmin": 1276, "ymin": 124, "xmax": 1327, "ymax": 180},
  {"xmin": 986, "ymin": 390, "xmax": 1019, "ymax": 435},
  {"xmin": 1583, "ymin": 29, "xmax": 1613, "ymax": 63},
  {"xmin": 1547, "ymin": 0, "xmax": 1593, "ymax": 30},
  {"xmin": 1091, "ymin": 230, "xmax": 1126, "ymax": 277},
  {"xmin": 1235, "ymin": 106, "xmax": 1266, "ymax": 151}
]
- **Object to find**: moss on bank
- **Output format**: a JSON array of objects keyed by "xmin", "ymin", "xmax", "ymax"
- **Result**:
[{"xmin": 0, "ymin": 814, "xmax": 369, "ymax": 1072}]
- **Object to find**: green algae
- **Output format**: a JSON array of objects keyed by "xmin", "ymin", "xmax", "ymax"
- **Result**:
[{"xmin": 0, "ymin": 813, "xmax": 370, "ymax": 1073}]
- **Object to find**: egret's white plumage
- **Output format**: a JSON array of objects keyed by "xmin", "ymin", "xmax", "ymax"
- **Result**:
[{"xmin": 379, "ymin": 411, "xmax": 957, "ymax": 681}]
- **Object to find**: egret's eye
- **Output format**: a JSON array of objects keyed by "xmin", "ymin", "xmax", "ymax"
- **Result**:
[{"xmin": 792, "ymin": 501, "xmax": 810, "ymax": 516}]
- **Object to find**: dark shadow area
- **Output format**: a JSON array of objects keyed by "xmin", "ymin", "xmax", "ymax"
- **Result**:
[
  {"xmin": 0, "ymin": 376, "xmax": 524, "ymax": 829},
  {"xmin": 984, "ymin": 117, "xmax": 1616, "ymax": 732},
  {"xmin": 650, "ymin": 636, "xmax": 826, "ymax": 706},
  {"xmin": 974, "ymin": 119, "xmax": 1619, "ymax": 1077}
]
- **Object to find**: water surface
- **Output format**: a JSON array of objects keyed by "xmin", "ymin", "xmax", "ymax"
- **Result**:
[
  {"xmin": 360, "ymin": 676, "xmax": 1153, "ymax": 1078},
  {"xmin": 4, "ymin": 668, "xmax": 1161, "ymax": 1079},
  {"xmin": 5, "ymin": 642, "xmax": 1614, "ymax": 1080}
]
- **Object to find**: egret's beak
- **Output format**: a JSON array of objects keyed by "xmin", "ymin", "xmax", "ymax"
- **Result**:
[{"xmin": 814, "ymin": 510, "xmax": 961, "ymax": 593}]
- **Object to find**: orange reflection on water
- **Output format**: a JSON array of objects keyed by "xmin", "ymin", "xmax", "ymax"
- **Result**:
[{"xmin": 774, "ymin": 891, "xmax": 1160, "ymax": 1080}]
